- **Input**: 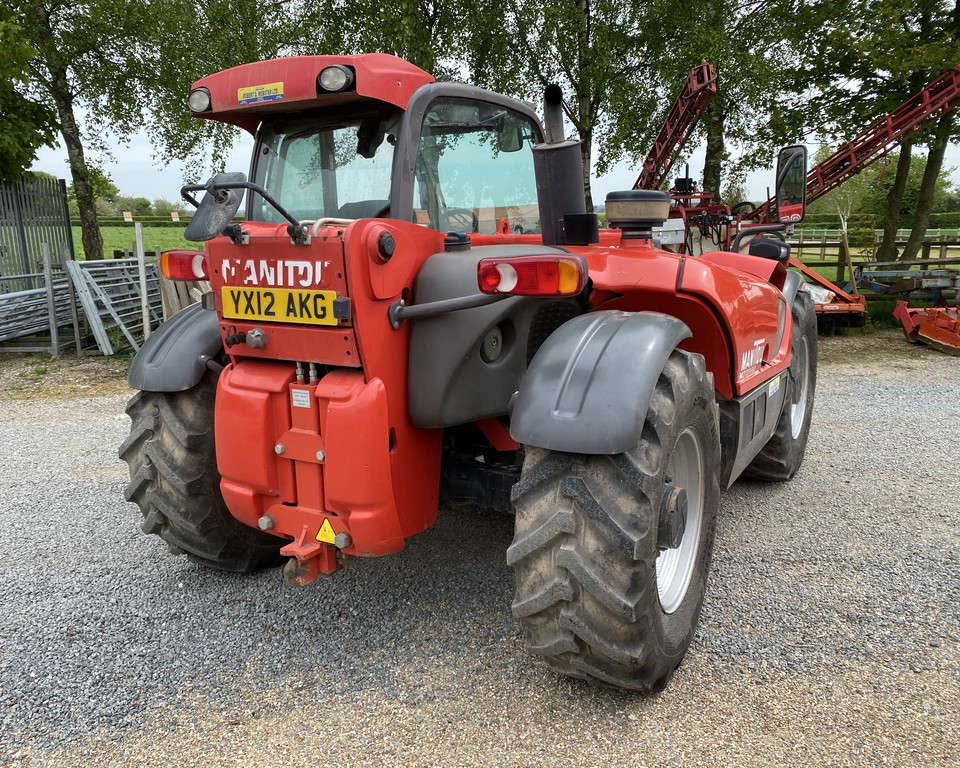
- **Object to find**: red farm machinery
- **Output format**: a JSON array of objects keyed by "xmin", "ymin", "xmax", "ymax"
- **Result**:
[
  {"xmin": 122, "ymin": 53, "xmax": 818, "ymax": 692},
  {"xmin": 637, "ymin": 62, "xmax": 960, "ymax": 339}
]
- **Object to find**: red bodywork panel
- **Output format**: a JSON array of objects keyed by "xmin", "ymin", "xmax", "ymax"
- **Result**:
[
  {"xmin": 207, "ymin": 220, "xmax": 445, "ymax": 559},
  {"xmin": 561, "ymin": 239, "xmax": 791, "ymax": 400},
  {"xmin": 191, "ymin": 54, "xmax": 435, "ymax": 134},
  {"xmin": 204, "ymin": 224, "xmax": 791, "ymax": 563}
]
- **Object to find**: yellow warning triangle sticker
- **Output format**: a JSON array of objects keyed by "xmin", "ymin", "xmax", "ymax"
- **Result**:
[{"xmin": 316, "ymin": 518, "xmax": 336, "ymax": 544}]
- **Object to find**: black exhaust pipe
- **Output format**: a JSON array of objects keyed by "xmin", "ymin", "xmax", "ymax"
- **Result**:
[{"xmin": 533, "ymin": 84, "xmax": 590, "ymax": 246}]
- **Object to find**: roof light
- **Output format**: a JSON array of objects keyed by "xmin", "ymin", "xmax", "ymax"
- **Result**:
[
  {"xmin": 160, "ymin": 249, "xmax": 208, "ymax": 281},
  {"xmin": 478, "ymin": 255, "xmax": 585, "ymax": 296},
  {"xmin": 187, "ymin": 87, "xmax": 211, "ymax": 113},
  {"xmin": 318, "ymin": 65, "xmax": 355, "ymax": 93}
]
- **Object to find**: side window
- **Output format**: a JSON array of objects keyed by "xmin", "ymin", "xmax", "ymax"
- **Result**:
[{"xmin": 414, "ymin": 98, "xmax": 541, "ymax": 234}]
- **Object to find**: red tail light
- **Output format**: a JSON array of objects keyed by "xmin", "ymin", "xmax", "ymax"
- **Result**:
[
  {"xmin": 477, "ymin": 255, "xmax": 585, "ymax": 296},
  {"xmin": 160, "ymin": 249, "xmax": 208, "ymax": 281}
]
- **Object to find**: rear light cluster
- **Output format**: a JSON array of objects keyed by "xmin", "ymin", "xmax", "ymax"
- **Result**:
[
  {"xmin": 161, "ymin": 249, "xmax": 208, "ymax": 281},
  {"xmin": 478, "ymin": 255, "xmax": 585, "ymax": 296}
]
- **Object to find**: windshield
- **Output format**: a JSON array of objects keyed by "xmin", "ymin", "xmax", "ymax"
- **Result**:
[{"xmin": 252, "ymin": 108, "xmax": 401, "ymax": 223}]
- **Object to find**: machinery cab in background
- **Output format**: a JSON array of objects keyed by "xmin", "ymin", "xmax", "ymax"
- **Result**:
[{"xmin": 775, "ymin": 145, "xmax": 808, "ymax": 225}]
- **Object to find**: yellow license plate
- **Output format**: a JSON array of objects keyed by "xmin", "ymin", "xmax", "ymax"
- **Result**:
[{"xmin": 221, "ymin": 287, "xmax": 337, "ymax": 326}]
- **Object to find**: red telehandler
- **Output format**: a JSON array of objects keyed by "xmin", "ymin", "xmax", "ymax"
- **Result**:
[{"xmin": 121, "ymin": 53, "xmax": 817, "ymax": 692}]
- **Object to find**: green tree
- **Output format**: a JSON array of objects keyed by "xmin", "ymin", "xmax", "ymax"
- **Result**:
[
  {"xmin": 483, "ymin": 0, "xmax": 681, "ymax": 211},
  {"xmin": 781, "ymin": 0, "xmax": 960, "ymax": 260},
  {"xmin": 0, "ymin": 9, "xmax": 56, "ymax": 182},
  {"xmin": 665, "ymin": 0, "xmax": 801, "ymax": 199},
  {"xmin": 146, "ymin": 0, "xmax": 341, "ymax": 179},
  {"xmin": 8, "ymin": 0, "xmax": 157, "ymax": 259},
  {"xmin": 859, "ymin": 150, "xmax": 957, "ymax": 222},
  {"xmin": 116, "ymin": 196, "xmax": 153, "ymax": 217},
  {"xmin": 806, "ymin": 145, "xmax": 880, "ymax": 232},
  {"xmin": 67, "ymin": 168, "xmax": 120, "ymax": 217},
  {"xmin": 153, "ymin": 197, "xmax": 185, "ymax": 216}
]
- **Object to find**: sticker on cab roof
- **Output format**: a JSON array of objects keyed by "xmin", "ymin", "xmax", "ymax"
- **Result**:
[{"xmin": 238, "ymin": 82, "xmax": 284, "ymax": 106}]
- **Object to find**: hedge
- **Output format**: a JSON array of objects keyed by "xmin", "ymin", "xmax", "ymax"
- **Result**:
[
  {"xmin": 801, "ymin": 211, "xmax": 960, "ymax": 230},
  {"xmin": 71, "ymin": 217, "xmax": 191, "ymax": 228}
]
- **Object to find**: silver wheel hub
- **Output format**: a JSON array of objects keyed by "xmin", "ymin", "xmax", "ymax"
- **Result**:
[
  {"xmin": 789, "ymin": 335, "xmax": 810, "ymax": 439},
  {"xmin": 656, "ymin": 427, "xmax": 704, "ymax": 615}
]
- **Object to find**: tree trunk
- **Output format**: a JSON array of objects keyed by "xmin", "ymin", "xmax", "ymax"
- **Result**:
[
  {"xmin": 580, "ymin": 130, "xmax": 594, "ymax": 214},
  {"xmin": 900, "ymin": 116, "xmax": 953, "ymax": 261},
  {"xmin": 702, "ymin": 99, "xmax": 724, "ymax": 198},
  {"xmin": 32, "ymin": 3, "xmax": 104, "ymax": 260},
  {"xmin": 576, "ymin": 0, "xmax": 593, "ymax": 213},
  {"xmin": 875, "ymin": 141, "xmax": 913, "ymax": 262}
]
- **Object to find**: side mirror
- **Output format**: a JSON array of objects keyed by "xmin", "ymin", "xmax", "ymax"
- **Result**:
[
  {"xmin": 183, "ymin": 172, "xmax": 246, "ymax": 241},
  {"xmin": 497, "ymin": 125, "xmax": 524, "ymax": 152},
  {"xmin": 775, "ymin": 145, "xmax": 807, "ymax": 224}
]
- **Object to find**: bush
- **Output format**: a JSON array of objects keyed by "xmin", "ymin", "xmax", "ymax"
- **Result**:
[
  {"xmin": 927, "ymin": 212, "xmax": 960, "ymax": 228},
  {"xmin": 798, "ymin": 212, "xmax": 878, "ymax": 230}
]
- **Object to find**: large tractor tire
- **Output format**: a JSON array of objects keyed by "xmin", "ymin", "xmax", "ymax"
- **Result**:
[
  {"xmin": 119, "ymin": 367, "xmax": 283, "ymax": 572},
  {"xmin": 744, "ymin": 289, "xmax": 818, "ymax": 481},
  {"xmin": 508, "ymin": 351, "xmax": 720, "ymax": 691}
]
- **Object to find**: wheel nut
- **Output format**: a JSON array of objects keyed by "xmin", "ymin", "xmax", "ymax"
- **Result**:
[
  {"xmin": 334, "ymin": 531, "xmax": 352, "ymax": 549},
  {"xmin": 258, "ymin": 514, "xmax": 275, "ymax": 531}
]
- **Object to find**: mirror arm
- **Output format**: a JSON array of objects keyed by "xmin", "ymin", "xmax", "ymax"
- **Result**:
[
  {"xmin": 180, "ymin": 189, "xmax": 202, "ymax": 209},
  {"xmin": 180, "ymin": 180, "xmax": 309, "ymax": 243}
]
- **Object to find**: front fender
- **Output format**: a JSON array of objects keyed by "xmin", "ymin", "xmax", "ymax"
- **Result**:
[
  {"xmin": 128, "ymin": 302, "xmax": 224, "ymax": 392},
  {"xmin": 510, "ymin": 310, "xmax": 692, "ymax": 454}
]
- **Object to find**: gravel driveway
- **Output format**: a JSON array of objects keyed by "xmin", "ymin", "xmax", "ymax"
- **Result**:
[{"xmin": 0, "ymin": 330, "xmax": 957, "ymax": 767}]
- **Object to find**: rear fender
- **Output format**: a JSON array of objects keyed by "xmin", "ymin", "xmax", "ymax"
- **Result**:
[
  {"xmin": 510, "ymin": 310, "xmax": 692, "ymax": 454},
  {"xmin": 127, "ymin": 302, "xmax": 224, "ymax": 392}
]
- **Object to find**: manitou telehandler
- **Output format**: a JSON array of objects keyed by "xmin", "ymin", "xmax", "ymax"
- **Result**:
[{"xmin": 121, "ymin": 53, "xmax": 817, "ymax": 692}]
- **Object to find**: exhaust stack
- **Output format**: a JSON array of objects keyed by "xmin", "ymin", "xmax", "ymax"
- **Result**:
[{"xmin": 533, "ymin": 84, "xmax": 590, "ymax": 246}]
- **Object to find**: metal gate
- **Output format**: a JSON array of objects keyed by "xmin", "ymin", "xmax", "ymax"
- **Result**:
[{"xmin": 0, "ymin": 176, "xmax": 74, "ymax": 294}]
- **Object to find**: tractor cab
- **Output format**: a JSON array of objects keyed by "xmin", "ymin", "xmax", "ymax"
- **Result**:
[{"xmin": 185, "ymin": 54, "xmax": 545, "ymax": 239}]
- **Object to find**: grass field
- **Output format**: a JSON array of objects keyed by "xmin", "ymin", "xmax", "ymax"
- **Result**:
[{"xmin": 74, "ymin": 227, "xmax": 195, "ymax": 259}]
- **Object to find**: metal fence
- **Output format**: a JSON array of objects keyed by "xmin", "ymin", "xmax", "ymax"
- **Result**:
[{"xmin": 0, "ymin": 176, "xmax": 74, "ymax": 294}]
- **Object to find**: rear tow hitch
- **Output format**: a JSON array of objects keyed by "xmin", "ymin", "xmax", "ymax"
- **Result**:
[{"xmin": 283, "ymin": 544, "xmax": 344, "ymax": 587}]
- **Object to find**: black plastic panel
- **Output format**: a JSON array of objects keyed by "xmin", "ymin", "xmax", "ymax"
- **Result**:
[
  {"xmin": 127, "ymin": 302, "xmax": 224, "ymax": 392},
  {"xmin": 407, "ymin": 244, "xmax": 581, "ymax": 428},
  {"xmin": 509, "ymin": 310, "xmax": 692, "ymax": 454}
]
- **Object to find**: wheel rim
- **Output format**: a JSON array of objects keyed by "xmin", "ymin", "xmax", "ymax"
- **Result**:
[
  {"xmin": 656, "ymin": 427, "xmax": 704, "ymax": 614},
  {"xmin": 789, "ymin": 335, "xmax": 810, "ymax": 439}
]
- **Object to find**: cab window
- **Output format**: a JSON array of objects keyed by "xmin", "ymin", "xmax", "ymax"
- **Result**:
[{"xmin": 414, "ymin": 99, "xmax": 541, "ymax": 234}]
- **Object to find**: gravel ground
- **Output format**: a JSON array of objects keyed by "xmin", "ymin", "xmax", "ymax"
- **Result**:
[{"xmin": 0, "ymin": 330, "xmax": 957, "ymax": 767}]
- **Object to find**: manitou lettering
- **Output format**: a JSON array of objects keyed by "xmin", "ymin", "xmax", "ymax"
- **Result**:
[
  {"xmin": 219, "ymin": 258, "xmax": 331, "ymax": 288},
  {"xmin": 740, "ymin": 338, "xmax": 766, "ymax": 376}
]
